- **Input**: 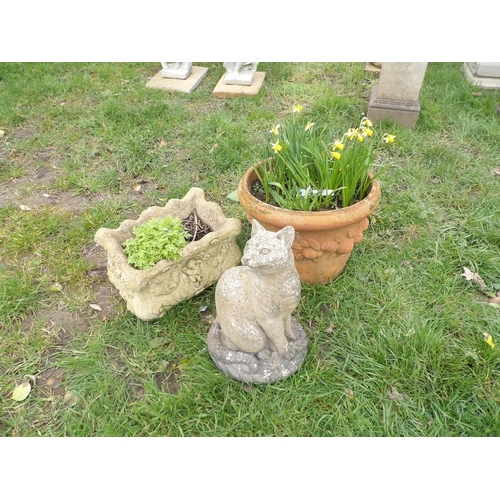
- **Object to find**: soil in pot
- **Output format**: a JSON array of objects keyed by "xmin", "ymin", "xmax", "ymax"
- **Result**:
[{"xmin": 182, "ymin": 209, "xmax": 212, "ymax": 242}]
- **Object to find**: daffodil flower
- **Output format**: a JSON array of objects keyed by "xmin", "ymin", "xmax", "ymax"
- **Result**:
[
  {"xmin": 361, "ymin": 117, "xmax": 373, "ymax": 127},
  {"xmin": 293, "ymin": 104, "xmax": 303, "ymax": 113},
  {"xmin": 305, "ymin": 122, "xmax": 314, "ymax": 131},
  {"xmin": 383, "ymin": 133, "xmax": 396, "ymax": 143},
  {"xmin": 333, "ymin": 140, "xmax": 344, "ymax": 150},
  {"xmin": 361, "ymin": 126, "xmax": 373, "ymax": 137},
  {"xmin": 330, "ymin": 151, "xmax": 341, "ymax": 160},
  {"xmin": 270, "ymin": 124, "xmax": 281, "ymax": 135},
  {"xmin": 356, "ymin": 133, "xmax": 364, "ymax": 142},
  {"xmin": 270, "ymin": 140, "xmax": 283, "ymax": 153},
  {"xmin": 344, "ymin": 128, "xmax": 358, "ymax": 140},
  {"xmin": 483, "ymin": 332, "xmax": 495, "ymax": 349}
]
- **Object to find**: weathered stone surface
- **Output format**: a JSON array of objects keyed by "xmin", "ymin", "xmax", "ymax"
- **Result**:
[
  {"xmin": 212, "ymin": 71, "xmax": 266, "ymax": 98},
  {"xmin": 223, "ymin": 62, "xmax": 259, "ymax": 85},
  {"xmin": 94, "ymin": 188, "xmax": 242, "ymax": 321},
  {"xmin": 367, "ymin": 62, "xmax": 428, "ymax": 128},
  {"xmin": 464, "ymin": 62, "xmax": 500, "ymax": 89},
  {"xmin": 207, "ymin": 220, "xmax": 307, "ymax": 383},
  {"xmin": 160, "ymin": 62, "xmax": 192, "ymax": 80},
  {"xmin": 146, "ymin": 66, "xmax": 208, "ymax": 93}
]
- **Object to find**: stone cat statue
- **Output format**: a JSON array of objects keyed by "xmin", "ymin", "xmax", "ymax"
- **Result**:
[{"xmin": 207, "ymin": 219, "xmax": 307, "ymax": 383}]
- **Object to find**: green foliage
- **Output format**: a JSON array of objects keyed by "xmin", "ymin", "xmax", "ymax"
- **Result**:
[
  {"xmin": 122, "ymin": 216, "xmax": 189, "ymax": 270},
  {"xmin": 257, "ymin": 108, "xmax": 395, "ymax": 210}
]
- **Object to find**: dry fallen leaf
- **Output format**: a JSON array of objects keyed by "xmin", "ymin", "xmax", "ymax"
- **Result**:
[
  {"xmin": 387, "ymin": 387, "xmax": 405, "ymax": 402},
  {"xmin": 12, "ymin": 381, "xmax": 31, "ymax": 401},
  {"xmin": 487, "ymin": 292, "xmax": 500, "ymax": 305},
  {"xmin": 492, "ymin": 167, "xmax": 500, "ymax": 177},
  {"xmin": 49, "ymin": 283, "xmax": 62, "ymax": 292},
  {"xmin": 89, "ymin": 303, "xmax": 102, "ymax": 311},
  {"xmin": 132, "ymin": 183, "xmax": 142, "ymax": 192},
  {"xmin": 0, "ymin": 129, "xmax": 5, "ymax": 137},
  {"xmin": 19, "ymin": 205, "xmax": 31, "ymax": 211},
  {"xmin": 461, "ymin": 267, "xmax": 486, "ymax": 290},
  {"xmin": 64, "ymin": 391, "xmax": 78, "ymax": 407},
  {"xmin": 344, "ymin": 389, "xmax": 354, "ymax": 399},
  {"xmin": 325, "ymin": 323, "xmax": 336, "ymax": 334}
]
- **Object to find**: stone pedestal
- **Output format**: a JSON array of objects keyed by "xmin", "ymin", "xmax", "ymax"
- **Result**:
[
  {"xmin": 367, "ymin": 62, "xmax": 428, "ymax": 128},
  {"xmin": 464, "ymin": 62, "xmax": 500, "ymax": 89},
  {"xmin": 212, "ymin": 71, "xmax": 266, "ymax": 98},
  {"xmin": 146, "ymin": 66, "xmax": 208, "ymax": 93}
]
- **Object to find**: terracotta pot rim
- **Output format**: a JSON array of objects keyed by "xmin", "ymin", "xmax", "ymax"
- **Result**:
[{"xmin": 238, "ymin": 161, "xmax": 381, "ymax": 231}]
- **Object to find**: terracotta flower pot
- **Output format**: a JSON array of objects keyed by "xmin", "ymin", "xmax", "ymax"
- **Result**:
[{"xmin": 238, "ymin": 162, "xmax": 381, "ymax": 284}]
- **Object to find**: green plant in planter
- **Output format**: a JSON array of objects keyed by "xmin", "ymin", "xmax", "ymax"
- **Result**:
[
  {"xmin": 122, "ymin": 215, "xmax": 190, "ymax": 270},
  {"xmin": 257, "ymin": 104, "xmax": 396, "ymax": 211}
]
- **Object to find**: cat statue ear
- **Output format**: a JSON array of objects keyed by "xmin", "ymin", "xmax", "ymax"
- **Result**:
[
  {"xmin": 251, "ymin": 219, "xmax": 295, "ymax": 248},
  {"xmin": 251, "ymin": 218, "xmax": 264, "ymax": 237},
  {"xmin": 276, "ymin": 225, "xmax": 295, "ymax": 247}
]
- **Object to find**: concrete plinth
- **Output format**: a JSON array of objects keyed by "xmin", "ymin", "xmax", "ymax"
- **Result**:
[
  {"xmin": 146, "ymin": 66, "xmax": 208, "ymax": 93},
  {"xmin": 212, "ymin": 71, "xmax": 265, "ymax": 98},
  {"xmin": 464, "ymin": 62, "xmax": 500, "ymax": 89},
  {"xmin": 367, "ymin": 62, "xmax": 427, "ymax": 128},
  {"xmin": 367, "ymin": 84, "xmax": 421, "ymax": 128}
]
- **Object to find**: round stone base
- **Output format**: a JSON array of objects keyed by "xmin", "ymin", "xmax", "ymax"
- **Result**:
[{"xmin": 207, "ymin": 317, "xmax": 307, "ymax": 384}]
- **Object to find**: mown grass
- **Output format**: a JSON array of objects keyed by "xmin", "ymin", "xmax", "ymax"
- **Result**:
[{"xmin": 1, "ymin": 62, "xmax": 499, "ymax": 436}]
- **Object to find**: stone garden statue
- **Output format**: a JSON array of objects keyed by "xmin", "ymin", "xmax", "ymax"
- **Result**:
[
  {"xmin": 161, "ymin": 62, "xmax": 193, "ymax": 80},
  {"xmin": 207, "ymin": 220, "xmax": 307, "ymax": 383},
  {"xmin": 223, "ymin": 62, "xmax": 259, "ymax": 86}
]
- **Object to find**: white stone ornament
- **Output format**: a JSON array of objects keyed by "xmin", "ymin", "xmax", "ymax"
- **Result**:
[
  {"xmin": 161, "ymin": 62, "xmax": 193, "ymax": 80},
  {"xmin": 223, "ymin": 62, "xmax": 259, "ymax": 86}
]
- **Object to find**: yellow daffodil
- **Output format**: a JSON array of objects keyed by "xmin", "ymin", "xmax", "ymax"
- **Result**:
[
  {"xmin": 333, "ymin": 140, "xmax": 344, "ymax": 150},
  {"xmin": 330, "ymin": 151, "xmax": 341, "ymax": 160},
  {"xmin": 383, "ymin": 133, "xmax": 396, "ymax": 143},
  {"xmin": 270, "ymin": 140, "xmax": 283, "ymax": 153},
  {"xmin": 356, "ymin": 133, "xmax": 364, "ymax": 142},
  {"xmin": 483, "ymin": 332, "xmax": 495, "ymax": 349},
  {"xmin": 270, "ymin": 124, "xmax": 281, "ymax": 135},
  {"xmin": 293, "ymin": 104, "xmax": 303, "ymax": 113},
  {"xmin": 361, "ymin": 126, "xmax": 373, "ymax": 137},
  {"xmin": 361, "ymin": 117, "xmax": 373, "ymax": 127},
  {"xmin": 305, "ymin": 122, "xmax": 314, "ymax": 131},
  {"xmin": 344, "ymin": 128, "xmax": 358, "ymax": 140}
]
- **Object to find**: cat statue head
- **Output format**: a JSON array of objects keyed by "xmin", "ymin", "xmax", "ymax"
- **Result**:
[{"xmin": 241, "ymin": 220, "xmax": 296, "ymax": 272}]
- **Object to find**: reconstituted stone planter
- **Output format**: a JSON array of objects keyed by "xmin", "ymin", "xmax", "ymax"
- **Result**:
[
  {"xmin": 238, "ymin": 162, "xmax": 381, "ymax": 284},
  {"xmin": 94, "ymin": 188, "xmax": 242, "ymax": 320}
]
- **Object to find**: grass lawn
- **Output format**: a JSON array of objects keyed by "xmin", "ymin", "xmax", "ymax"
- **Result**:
[{"xmin": 1, "ymin": 62, "xmax": 499, "ymax": 437}]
